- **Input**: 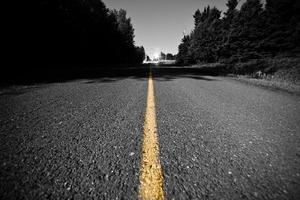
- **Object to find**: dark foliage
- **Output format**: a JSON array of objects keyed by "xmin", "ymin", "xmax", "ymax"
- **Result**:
[
  {"xmin": 176, "ymin": 0, "xmax": 300, "ymax": 66},
  {"xmin": 176, "ymin": 35, "xmax": 194, "ymax": 65},
  {"xmin": 146, "ymin": 55, "xmax": 151, "ymax": 61},
  {"xmin": 9, "ymin": 0, "xmax": 145, "ymax": 69},
  {"xmin": 158, "ymin": 52, "xmax": 176, "ymax": 60},
  {"xmin": 166, "ymin": 53, "xmax": 176, "ymax": 60},
  {"xmin": 160, "ymin": 52, "xmax": 166, "ymax": 60}
]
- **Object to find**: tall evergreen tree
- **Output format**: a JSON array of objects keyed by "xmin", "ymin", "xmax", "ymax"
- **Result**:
[
  {"xmin": 218, "ymin": 0, "xmax": 239, "ymax": 61},
  {"xmin": 176, "ymin": 0, "xmax": 300, "ymax": 65},
  {"xmin": 193, "ymin": 9, "xmax": 201, "ymax": 27},
  {"xmin": 177, "ymin": 35, "xmax": 193, "ymax": 65},
  {"xmin": 224, "ymin": 0, "xmax": 238, "ymax": 27},
  {"xmin": 263, "ymin": 0, "xmax": 300, "ymax": 55},
  {"xmin": 112, "ymin": 9, "xmax": 135, "ymax": 46},
  {"xmin": 15, "ymin": 0, "xmax": 145, "ymax": 68},
  {"xmin": 190, "ymin": 6, "xmax": 222, "ymax": 63},
  {"xmin": 231, "ymin": 0, "xmax": 264, "ymax": 60}
]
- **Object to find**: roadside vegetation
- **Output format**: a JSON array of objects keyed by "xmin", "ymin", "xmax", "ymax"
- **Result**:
[
  {"xmin": 3, "ymin": 0, "xmax": 146, "ymax": 85},
  {"xmin": 176, "ymin": 0, "xmax": 300, "ymax": 91},
  {"xmin": 10, "ymin": 0, "xmax": 145, "ymax": 68}
]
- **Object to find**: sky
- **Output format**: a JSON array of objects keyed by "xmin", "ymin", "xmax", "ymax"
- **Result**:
[{"xmin": 103, "ymin": 0, "xmax": 247, "ymax": 59}]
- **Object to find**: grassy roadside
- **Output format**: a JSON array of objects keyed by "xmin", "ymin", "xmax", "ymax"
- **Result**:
[
  {"xmin": 231, "ymin": 75, "xmax": 300, "ymax": 95},
  {"xmin": 191, "ymin": 57, "xmax": 300, "ymax": 95}
]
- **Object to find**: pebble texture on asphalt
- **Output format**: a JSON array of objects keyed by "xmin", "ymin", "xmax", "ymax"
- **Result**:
[
  {"xmin": 0, "ymin": 78, "xmax": 147, "ymax": 199},
  {"xmin": 1, "ymin": 69, "xmax": 300, "ymax": 199},
  {"xmin": 153, "ymin": 72, "xmax": 300, "ymax": 200}
]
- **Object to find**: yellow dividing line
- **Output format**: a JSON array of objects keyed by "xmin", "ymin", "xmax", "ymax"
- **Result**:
[{"xmin": 139, "ymin": 72, "xmax": 165, "ymax": 200}]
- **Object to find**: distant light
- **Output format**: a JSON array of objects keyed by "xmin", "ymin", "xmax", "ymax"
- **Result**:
[{"xmin": 153, "ymin": 52, "xmax": 160, "ymax": 60}]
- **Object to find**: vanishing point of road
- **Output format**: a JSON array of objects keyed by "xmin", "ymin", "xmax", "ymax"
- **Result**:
[{"xmin": 1, "ymin": 66, "xmax": 300, "ymax": 199}]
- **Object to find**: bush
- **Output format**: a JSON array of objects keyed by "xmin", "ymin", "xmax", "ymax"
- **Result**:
[
  {"xmin": 273, "ymin": 62, "xmax": 300, "ymax": 84},
  {"xmin": 263, "ymin": 58, "xmax": 300, "ymax": 74},
  {"xmin": 233, "ymin": 59, "xmax": 266, "ymax": 75}
]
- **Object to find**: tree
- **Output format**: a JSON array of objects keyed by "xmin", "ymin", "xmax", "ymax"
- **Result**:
[
  {"xmin": 159, "ymin": 52, "xmax": 166, "ymax": 60},
  {"xmin": 190, "ymin": 6, "xmax": 222, "ymax": 63},
  {"xmin": 134, "ymin": 46, "xmax": 146, "ymax": 64},
  {"xmin": 262, "ymin": 0, "xmax": 300, "ymax": 55},
  {"xmin": 193, "ymin": 9, "xmax": 201, "ymax": 27},
  {"xmin": 217, "ymin": 0, "xmax": 240, "ymax": 61},
  {"xmin": 238, "ymin": 0, "xmax": 264, "ymax": 59},
  {"xmin": 166, "ymin": 53, "xmax": 175, "ymax": 60},
  {"xmin": 15, "ymin": 0, "xmax": 146, "ymax": 68},
  {"xmin": 178, "ymin": 0, "xmax": 299, "ymax": 66},
  {"xmin": 224, "ymin": 0, "xmax": 239, "ymax": 27},
  {"xmin": 111, "ymin": 9, "xmax": 135, "ymax": 46},
  {"xmin": 176, "ymin": 35, "xmax": 193, "ymax": 65}
]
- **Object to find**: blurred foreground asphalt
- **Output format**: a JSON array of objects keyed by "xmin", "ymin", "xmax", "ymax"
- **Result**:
[{"xmin": 1, "ymin": 66, "xmax": 300, "ymax": 199}]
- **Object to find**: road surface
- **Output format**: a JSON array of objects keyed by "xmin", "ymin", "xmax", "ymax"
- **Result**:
[{"xmin": 1, "ymin": 67, "xmax": 300, "ymax": 199}]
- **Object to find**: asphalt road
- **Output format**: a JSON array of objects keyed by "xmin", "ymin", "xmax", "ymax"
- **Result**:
[{"xmin": 1, "ymin": 67, "xmax": 300, "ymax": 199}]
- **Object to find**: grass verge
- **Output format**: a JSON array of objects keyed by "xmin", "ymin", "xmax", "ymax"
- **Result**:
[{"xmin": 191, "ymin": 57, "xmax": 300, "ymax": 95}]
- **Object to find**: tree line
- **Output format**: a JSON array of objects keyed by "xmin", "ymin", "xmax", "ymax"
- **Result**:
[
  {"xmin": 156, "ymin": 52, "xmax": 176, "ymax": 61},
  {"xmin": 176, "ymin": 0, "xmax": 300, "ymax": 66},
  {"xmin": 17, "ymin": 0, "xmax": 145, "ymax": 67},
  {"xmin": 160, "ymin": 52, "xmax": 176, "ymax": 61}
]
